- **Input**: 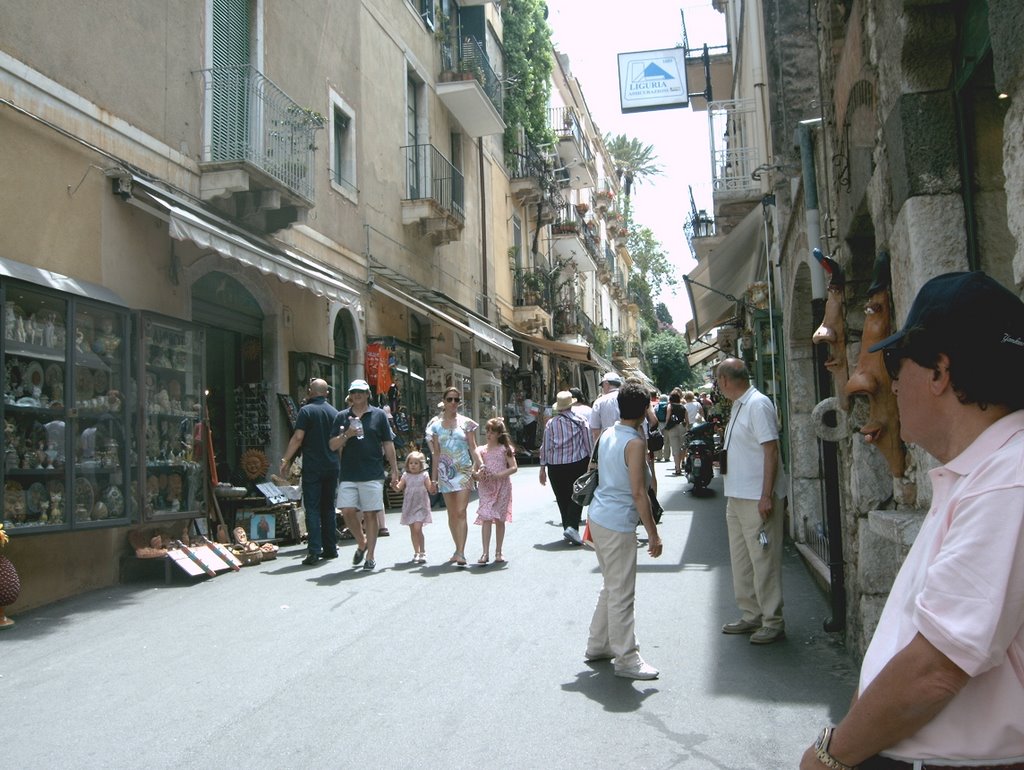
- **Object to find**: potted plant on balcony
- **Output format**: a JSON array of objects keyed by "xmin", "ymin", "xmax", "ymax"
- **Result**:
[
  {"xmin": 522, "ymin": 270, "xmax": 547, "ymax": 305},
  {"xmin": 551, "ymin": 220, "xmax": 577, "ymax": 236}
]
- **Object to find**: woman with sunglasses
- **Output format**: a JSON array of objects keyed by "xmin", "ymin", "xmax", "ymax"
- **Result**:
[{"xmin": 426, "ymin": 386, "xmax": 480, "ymax": 566}]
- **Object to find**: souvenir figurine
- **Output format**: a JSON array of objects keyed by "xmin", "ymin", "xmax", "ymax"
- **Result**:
[{"xmin": 92, "ymin": 317, "xmax": 121, "ymax": 357}]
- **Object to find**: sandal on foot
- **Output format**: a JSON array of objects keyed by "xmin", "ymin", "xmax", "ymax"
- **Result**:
[
  {"xmin": 455, "ymin": 553, "xmax": 467, "ymax": 566},
  {"xmin": 494, "ymin": 552, "xmax": 506, "ymax": 563},
  {"xmin": 477, "ymin": 554, "xmax": 489, "ymax": 565}
]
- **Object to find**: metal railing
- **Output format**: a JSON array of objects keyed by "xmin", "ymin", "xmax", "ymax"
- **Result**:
[
  {"xmin": 506, "ymin": 128, "xmax": 547, "ymax": 180},
  {"xmin": 709, "ymin": 98, "xmax": 760, "ymax": 194},
  {"xmin": 513, "ymin": 267, "xmax": 551, "ymax": 307},
  {"xmin": 441, "ymin": 35, "xmax": 503, "ymax": 117},
  {"xmin": 401, "ymin": 143, "xmax": 465, "ymax": 223},
  {"xmin": 548, "ymin": 106, "xmax": 595, "ymax": 166},
  {"xmin": 201, "ymin": 65, "xmax": 322, "ymax": 202}
]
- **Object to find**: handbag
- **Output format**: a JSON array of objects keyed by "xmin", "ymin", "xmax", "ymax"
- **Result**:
[
  {"xmin": 571, "ymin": 467, "xmax": 598, "ymax": 507},
  {"xmin": 571, "ymin": 438, "xmax": 601, "ymax": 507},
  {"xmin": 647, "ymin": 427, "xmax": 665, "ymax": 452}
]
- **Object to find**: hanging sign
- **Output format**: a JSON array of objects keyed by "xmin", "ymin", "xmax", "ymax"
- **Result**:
[{"xmin": 617, "ymin": 48, "xmax": 689, "ymax": 113}]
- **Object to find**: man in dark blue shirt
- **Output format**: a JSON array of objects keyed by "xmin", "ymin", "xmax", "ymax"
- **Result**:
[{"xmin": 281, "ymin": 378, "xmax": 339, "ymax": 565}]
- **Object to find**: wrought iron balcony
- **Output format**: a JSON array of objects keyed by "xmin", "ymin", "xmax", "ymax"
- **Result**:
[
  {"xmin": 709, "ymin": 98, "xmax": 760, "ymax": 195},
  {"xmin": 199, "ymin": 65, "xmax": 324, "ymax": 231},
  {"xmin": 548, "ymin": 107, "xmax": 596, "ymax": 189},
  {"xmin": 506, "ymin": 128, "xmax": 549, "ymax": 205},
  {"xmin": 438, "ymin": 35, "xmax": 505, "ymax": 137},
  {"xmin": 550, "ymin": 203, "xmax": 598, "ymax": 272},
  {"xmin": 401, "ymin": 143, "xmax": 465, "ymax": 243}
]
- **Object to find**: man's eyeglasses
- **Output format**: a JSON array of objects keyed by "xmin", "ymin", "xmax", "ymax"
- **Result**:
[
  {"xmin": 445, "ymin": 396, "xmax": 461, "ymax": 403},
  {"xmin": 882, "ymin": 347, "xmax": 908, "ymax": 381}
]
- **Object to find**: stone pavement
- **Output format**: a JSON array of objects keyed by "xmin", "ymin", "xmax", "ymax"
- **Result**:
[{"xmin": 0, "ymin": 465, "xmax": 858, "ymax": 769}]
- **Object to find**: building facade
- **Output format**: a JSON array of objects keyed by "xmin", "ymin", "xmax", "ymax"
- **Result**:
[{"xmin": 0, "ymin": 0, "xmax": 637, "ymax": 611}]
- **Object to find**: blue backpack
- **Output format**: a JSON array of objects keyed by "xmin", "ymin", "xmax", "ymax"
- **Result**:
[{"xmin": 655, "ymin": 401, "xmax": 667, "ymax": 422}]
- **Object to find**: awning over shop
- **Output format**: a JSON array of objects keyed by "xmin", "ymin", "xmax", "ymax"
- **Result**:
[
  {"xmin": 683, "ymin": 205, "xmax": 765, "ymax": 341},
  {"xmin": 687, "ymin": 340, "xmax": 721, "ymax": 368},
  {"xmin": 0, "ymin": 256, "xmax": 127, "ymax": 306},
  {"xmin": 506, "ymin": 329, "xmax": 615, "ymax": 373},
  {"xmin": 372, "ymin": 280, "xmax": 518, "ymax": 367},
  {"xmin": 124, "ymin": 176, "xmax": 361, "ymax": 307},
  {"xmin": 622, "ymin": 366, "xmax": 655, "ymax": 389}
]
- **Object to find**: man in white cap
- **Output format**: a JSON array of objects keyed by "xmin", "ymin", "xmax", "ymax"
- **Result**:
[
  {"xmin": 590, "ymin": 371, "xmax": 622, "ymax": 443},
  {"xmin": 329, "ymin": 379, "xmax": 400, "ymax": 571}
]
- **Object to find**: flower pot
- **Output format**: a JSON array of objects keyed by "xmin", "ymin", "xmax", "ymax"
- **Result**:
[{"xmin": 0, "ymin": 554, "xmax": 20, "ymax": 628}]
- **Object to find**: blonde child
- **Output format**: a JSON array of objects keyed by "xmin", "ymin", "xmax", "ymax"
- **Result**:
[
  {"xmin": 395, "ymin": 451, "xmax": 435, "ymax": 563},
  {"xmin": 471, "ymin": 418, "xmax": 517, "ymax": 564}
]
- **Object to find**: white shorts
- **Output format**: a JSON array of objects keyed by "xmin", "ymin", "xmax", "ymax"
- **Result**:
[{"xmin": 336, "ymin": 480, "xmax": 384, "ymax": 512}]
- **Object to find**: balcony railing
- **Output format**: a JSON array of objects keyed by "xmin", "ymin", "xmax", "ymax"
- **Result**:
[
  {"xmin": 506, "ymin": 129, "xmax": 548, "ymax": 180},
  {"xmin": 402, "ymin": 143, "xmax": 465, "ymax": 223},
  {"xmin": 549, "ymin": 107, "xmax": 594, "ymax": 167},
  {"xmin": 709, "ymin": 98, "xmax": 759, "ymax": 194},
  {"xmin": 201, "ymin": 65, "xmax": 322, "ymax": 202},
  {"xmin": 514, "ymin": 267, "xmax": 551, "ymax": 308},
  {"xmin": 441, "ymin": 35, "xmax": 504, "ymax": 118}
]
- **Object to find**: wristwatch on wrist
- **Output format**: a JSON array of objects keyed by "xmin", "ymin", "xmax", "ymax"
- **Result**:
[{"xmin": 814, "ymin": 727, "xmax": 854, "ymax": 770}]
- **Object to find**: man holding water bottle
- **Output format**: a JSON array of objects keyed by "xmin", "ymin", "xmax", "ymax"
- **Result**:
[{"xmin": 329, "ymin": 379, "xmax": 400, "ymax": 571}]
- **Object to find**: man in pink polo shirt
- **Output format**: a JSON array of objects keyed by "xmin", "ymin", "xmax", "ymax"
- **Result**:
[{"xmin": 801, "ymin": 271, "xmax": 1024, "ymax": 769}]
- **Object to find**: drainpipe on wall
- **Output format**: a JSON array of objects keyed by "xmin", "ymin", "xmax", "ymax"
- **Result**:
[
  {"xmin": 799, "ymin": 119, "xmax": 846, "ymax": 633},
  {"xmin": 478, "ymin": 138, "xmax": 488, "ymax": 319}
]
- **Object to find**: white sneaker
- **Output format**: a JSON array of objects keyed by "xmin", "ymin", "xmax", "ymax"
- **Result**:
[
  {"xmin": 614, "ymin": 660, "xmax": 659, "ymax": 680},
  {"xmin": 564, "ymin": 527, "xmax": 583, "ymax": 545}
]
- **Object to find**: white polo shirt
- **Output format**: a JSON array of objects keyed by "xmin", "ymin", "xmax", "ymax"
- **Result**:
[
  {"xmin": 721, "ymin": 386, "xmax": 783, "ymax": 500},
  {"xmin": 589, "ymin": 388, "xmax": 620, "ymax": 433}
]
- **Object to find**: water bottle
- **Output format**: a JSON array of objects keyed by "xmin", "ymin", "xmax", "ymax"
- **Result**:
[{"xmin": 350, "ymin": 415, "xmax": 364, "ymax": 440}]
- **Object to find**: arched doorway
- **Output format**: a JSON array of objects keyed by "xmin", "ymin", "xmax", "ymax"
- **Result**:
[{"xmin": 191, "ymin": 271, "xmax": 264, "ymax": 484}]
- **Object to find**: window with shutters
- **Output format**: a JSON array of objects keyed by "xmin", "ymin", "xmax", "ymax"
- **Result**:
[
  {"xmin": 209, "ymin": 0, "xmax": 253, "ymax": 162},
  {"xmin": 330, "ymin": 91, "xmax": 357, "ymax": 202}
]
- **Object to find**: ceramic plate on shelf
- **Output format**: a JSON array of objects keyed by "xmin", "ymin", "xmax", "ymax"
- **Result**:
[
  {"xmin": 26, "ymin": 361, "xmax": 45, "ymax": 390},
  {"xmin": 75, "ymin": 367, "xmax": 94, "ymax": 399},
  {"xmin": 93, "ymin": 369, "xmax": 109, "ymax": 394},
  {"xmin": 47, "ymin": 479, "xmax": 65, "ymax": 497},
  {"xmin": 26, "ymin": 482, "xmax": 47, "ymax": 514},
  {"xmin": 45, "ymin": 363, "xmax": 63, "ymax": 387}
]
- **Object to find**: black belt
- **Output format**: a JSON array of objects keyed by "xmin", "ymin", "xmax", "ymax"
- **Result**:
[{"xmin": 861, "ymin": 756, "xmax": 1024, "ymax": 770}]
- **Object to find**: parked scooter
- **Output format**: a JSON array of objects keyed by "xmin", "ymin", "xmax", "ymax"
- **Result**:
[{"xmin": 684, "ymin": 420, "xmax": 716, "ymax": 493}]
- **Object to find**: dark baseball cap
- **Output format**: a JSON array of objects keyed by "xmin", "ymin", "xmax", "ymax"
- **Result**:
[{"xmin": 869, "ymin": 271, "xmax": 1024, "ymax": 355}]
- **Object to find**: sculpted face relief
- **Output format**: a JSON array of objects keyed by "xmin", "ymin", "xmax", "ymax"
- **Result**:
[
  {"xmin": 843, "ymin": 252, "xmax": 906, "ymax": 477},
  {"xmin": 811, "ymin": 251, "xmax": 850, "ymax": 409}
]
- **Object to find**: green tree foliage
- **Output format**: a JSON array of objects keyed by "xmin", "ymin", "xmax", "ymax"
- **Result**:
[
  {"xmin": 502, "ymin": 0, "xmax": 554, "ymax": 152},
  {"xmin": 603, "ymin": 133, "xmax": 662, "ymax": 222},
  {"xmin": 655, "ymin": 302, "xmax": 673, "ymax": 327},
  {"xmin": 647, "ymin": 331, "xmax": 698, "ymax": 393}
]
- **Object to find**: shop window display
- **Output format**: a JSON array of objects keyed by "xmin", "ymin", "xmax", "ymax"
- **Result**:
[
  {"xmin": 137, "ymin": 315, "xmax": 205, "ymax": 520},
  {"xmin": 2, "ymin": 283, "xmax": 132, "ymax": 531}
]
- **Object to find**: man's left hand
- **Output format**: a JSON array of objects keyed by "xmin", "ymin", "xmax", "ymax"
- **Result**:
[{"xmin": 758, "ymin": 495, "xmax": 772, "ymax": 520}]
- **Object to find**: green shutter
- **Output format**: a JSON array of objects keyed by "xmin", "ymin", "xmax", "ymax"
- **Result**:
[{"xmin": 211, "ymin": 0, "xmax": 251, "ymax": 161}]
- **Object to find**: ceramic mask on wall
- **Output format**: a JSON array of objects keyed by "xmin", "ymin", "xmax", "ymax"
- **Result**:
[{"xmin": 844, "ymin": 251, "xmax": 906, "ymax": 477}]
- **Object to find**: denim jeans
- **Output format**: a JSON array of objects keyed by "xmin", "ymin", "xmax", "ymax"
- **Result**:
[{"xmin": 302, "ymin": 468, "xmax": 339, "ymax": 556}]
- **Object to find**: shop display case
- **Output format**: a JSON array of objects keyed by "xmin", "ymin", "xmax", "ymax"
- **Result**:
[
  {"xmin": 289, "ymin": 352, "xmax": 344, "ymax": 410},
  {"xmin": 136, "ymin": 313, "xmax": 205, "ymax": 520},
  {"xmin": 2, "ymin": 282, "xmax": 132, "ymax": 531}
]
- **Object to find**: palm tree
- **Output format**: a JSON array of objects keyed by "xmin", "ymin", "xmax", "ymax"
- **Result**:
[{"xmin": 603, "ymin": 133, "xmax": 662, "ymax": 222}]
